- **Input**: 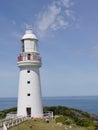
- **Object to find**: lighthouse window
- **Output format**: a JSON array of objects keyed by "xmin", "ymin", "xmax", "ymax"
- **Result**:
[
  {"xmin": 27, "ymin": 81, "xmax": 30, "ymax": 84},
  {"xmin": 28, "ymin": 54, "xmax": 31, "ymax": 60},
  {"xmin": 27, "ymin": 93, "xmax": 30, "ymax": 96},
  {"xmin": 27, "ymin": 70, "xmax": 30, "ymax": 73},
  {"xmin": 22, "ymin": 43, "xmax": 24, "ymax": 52}
]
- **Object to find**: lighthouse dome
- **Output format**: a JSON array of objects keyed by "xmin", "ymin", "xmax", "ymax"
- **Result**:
[{"xmin": 21, "ymin": 29, "xmax": 38, "ymax": 40}]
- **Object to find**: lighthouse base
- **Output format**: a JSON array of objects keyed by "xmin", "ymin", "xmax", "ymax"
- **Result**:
[{"xmin": 17, "ymin": 107, "xmax": 43, "ymax": 118}]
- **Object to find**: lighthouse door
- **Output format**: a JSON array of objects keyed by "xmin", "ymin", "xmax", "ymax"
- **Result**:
[{"xmin": 26, "ymin": 108, "xmax": 31, "ymax": 117}]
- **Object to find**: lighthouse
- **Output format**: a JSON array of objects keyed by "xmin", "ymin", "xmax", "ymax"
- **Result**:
[{"xmin": 17, "ymin": 29, "xmax": 43, "ymax": 118}]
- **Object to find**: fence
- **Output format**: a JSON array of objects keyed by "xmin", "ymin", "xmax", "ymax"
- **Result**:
[{"xmin": 3, "ymin": 116, "xmax": 28, "ymax": 130}]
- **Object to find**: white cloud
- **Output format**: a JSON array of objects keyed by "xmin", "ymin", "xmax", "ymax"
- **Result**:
[
  {"xmin": 51, "ymin": 16, "xmax": 69, "ymax": 30},
  {"xmin": 35, "ymin": 0, "xmax": 76, "ymax": 38},
  {"xmin": 65, "ymin": 9, "xmax": 76, "ymax": 21},
  {"xmin": 60, "ymin": 0, "xmax": 74, "ymax": 8},
  {"xmin": 36, "ymin": 3, "xmax": 61, "ymax": 33}
]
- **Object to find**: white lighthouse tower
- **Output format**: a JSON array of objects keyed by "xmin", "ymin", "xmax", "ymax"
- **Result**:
[{"xmin": 17, "ymin": 29, "xmax": 43, "ymax": 118}]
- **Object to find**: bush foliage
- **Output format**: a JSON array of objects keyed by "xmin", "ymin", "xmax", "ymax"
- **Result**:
[
  {"xmin": 43, "ymin": 106, "xmax": 98, "ymax": 127},
  {"xmin": 0, "ymin": 107, "xmax": 17, "ymax": 119}
]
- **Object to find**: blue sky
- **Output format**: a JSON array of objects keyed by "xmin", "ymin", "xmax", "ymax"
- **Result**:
[{"xmin": 0, "ymin": 0, "xmax": 98, "ymax": 97}]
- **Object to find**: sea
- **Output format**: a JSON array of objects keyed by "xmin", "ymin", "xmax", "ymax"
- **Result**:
[{"xmin": 0, "ymin": 96, "xmax": 98, "ymax": 116}]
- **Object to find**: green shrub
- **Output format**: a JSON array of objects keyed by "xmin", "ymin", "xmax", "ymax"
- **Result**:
[
  {"xmin": 63, "ymin": 119, "xmax": 73, "ymax": 125},
  {"xmin": 87, "ymin": 126, "xmax": 95, "ymax": 130},
  {"xmin": 56, "ymin": 116, "xmax": 73, "ymax": 125},
  {"xmin": 95, "ymin": 126, "xmax": 98, "ymax": 130},
  {"xmin": 55, "ymin": 116, "xmax": 68, "ymax": 123},
  {"xmin": 0, "ymin": 107, "xmax": 17, "ymax": 119},
  {"xmin": 76, "ymin": 118, "xmax": 93, "ymax": 127}
]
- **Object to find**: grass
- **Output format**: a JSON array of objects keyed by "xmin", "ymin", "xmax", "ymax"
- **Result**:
[{"xmin": 8, "ymin": 119, "xmax": 87, "ymax": 130}]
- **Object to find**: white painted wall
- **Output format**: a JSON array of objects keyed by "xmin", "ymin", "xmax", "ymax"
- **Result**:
[{"xmin": 17, "ymin": 66, "xmax": 43, "ymax": 117}]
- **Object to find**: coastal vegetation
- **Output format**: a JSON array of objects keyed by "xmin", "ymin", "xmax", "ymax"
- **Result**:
[
  {"xmin": 43, "ymin": 106, "xmax": 98, "ymax": 127},
  {"xmin": 0, "ymin": 107, "xmax": 17, "ymax": 119},
  {"xmin": 0, "ymin": 106, "xmax": 98, "ymax": 130}
]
